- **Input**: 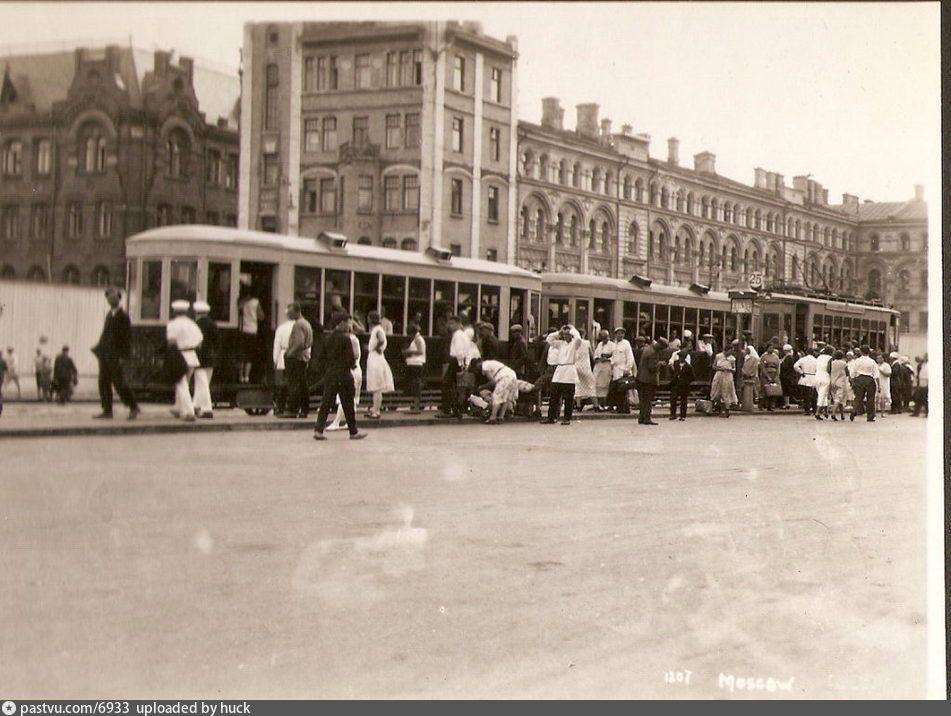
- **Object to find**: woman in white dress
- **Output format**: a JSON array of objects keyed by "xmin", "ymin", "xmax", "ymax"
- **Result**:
[
  {"xmin": 874, "ymin": 352, "xmax": 891, "ymax": 416},
  {"xmin": 710, "ymin": 346, "xmax": 738, "ymax": 418},
  {"xmin": 365, "ymin": 310, "xmax": 395, "ymax": 419},
  {"xmin": 573, "ymin": 328, "xmax": 596, "ymax": 411},
  {"xmin": 326, "ymin": 332, "xmax": 363, "ymax": 432},
  {"xmin": 591, "ymin": 330, "xmax": 615, "ymax": 411},
  {"xmin": 813, "ymin": 345, "xmax": 834, "ymax": 420}
]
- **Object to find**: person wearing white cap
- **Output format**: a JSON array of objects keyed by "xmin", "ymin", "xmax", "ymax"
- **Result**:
[
  {"xmin": 192, "ymin": 301, "xmax": 217, "ymax": 418},
  {"xmin": 608, "ymin": 326, "xmax": 635, "ymax": 413},
  {"xmin": 166, "ymin": 300, "xmax": 203, "ymax": 421}
]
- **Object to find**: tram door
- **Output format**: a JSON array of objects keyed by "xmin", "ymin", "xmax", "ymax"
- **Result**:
[
  {"xmin": 793, "ymin": 303, "xmax": 809, "ymax": 352},
  {"xmin": 239, "ymin": 261, "xmax": 276, "ymax": 384}
]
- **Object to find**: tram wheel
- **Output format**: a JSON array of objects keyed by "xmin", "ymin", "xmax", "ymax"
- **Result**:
[{"xmin": 244, "ymin": 407, "xmax": 271, "ymax": 416}]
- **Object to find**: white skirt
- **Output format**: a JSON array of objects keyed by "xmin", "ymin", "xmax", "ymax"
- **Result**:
[{"xmin": 366, "ymin": 351, "xmax": 395, "ymax": 393}]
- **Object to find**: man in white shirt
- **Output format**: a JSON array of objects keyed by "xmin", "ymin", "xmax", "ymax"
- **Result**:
[
  {"xmin": 438, "ymin": 315, "xmax": 473, "ymax": 419},
  {"xmin": 696, "ymin": 333, "xmax": 715, "ymax": 356},
  {"xmin": 793, "ymin": 348, "xmax": 819, "ymax": 415},
  {"xmin": 609, "ymin": 327, "xmax": 636, "ymax": 413},
  {"xmin": 541, "ymin": 324, "xmax": 582, "ymax": 425},
  {"xmin": 849, "ymin": 344, "xmax": 879, "ymax": 422},
  {"xmin": 272, "ymin": 316, "xmax": 294, "ymax": 416},
  {"xmin": 166, "ymin": 300, "xmax": 203, "ymax": 422}
]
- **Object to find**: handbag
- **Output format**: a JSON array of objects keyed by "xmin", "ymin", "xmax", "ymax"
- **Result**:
[
  {"xmin": 695, "ymin": 398, "xmax": 713, "ymax": 414},
  {"xmin": 614, "ymin": 375, "xmax": 636, "ymax": 391},
  {"xmin": 764, "ymin": 382, "xmax": 783, "ymax": 397}
]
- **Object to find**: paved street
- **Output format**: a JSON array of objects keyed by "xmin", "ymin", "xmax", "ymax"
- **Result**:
[{"xmin": 0, "ymin": 415, "xmax": 929, "ymax": 698}]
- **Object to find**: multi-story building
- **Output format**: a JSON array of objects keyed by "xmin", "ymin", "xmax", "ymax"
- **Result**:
[
  {"xmin": 0, "ymin": 44, "xmax": 240, "ymax": 286},
  {"xmin": 240, "ymin": 20, "xmax": 519, "ymax": 262},
  {"xmin": 515, "ymin": 97, "xmax": 928, "ymax": 336}
]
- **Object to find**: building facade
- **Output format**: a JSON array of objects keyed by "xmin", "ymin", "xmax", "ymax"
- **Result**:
[
  {"xmin": 515, "ymin": 97, "xmax": 928, "ymax": 335},
  {"xmin": 0, "ymin": 45, "xmax": 239, "ymax": 286},
  {"xmin": 240, "ymin": 21, "xmax": 518, "ymax": 262}
]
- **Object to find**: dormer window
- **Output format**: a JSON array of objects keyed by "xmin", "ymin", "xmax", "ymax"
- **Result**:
[
  {"xmin": 165, "ymin": 129, "xmax": 189, "ymax": 178},
  {"xmin": 1, "ymin": 139, "xmax": 22, "ymax": 176},
  {"xmin": 79, "ymin": 124, "xmax": 106, "ymax": 174}
]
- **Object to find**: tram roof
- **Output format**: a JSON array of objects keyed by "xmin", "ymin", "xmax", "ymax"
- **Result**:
[
  {"xmin": 126, "ymin": 226, "xmax": 540, "ymax": 280},
  {"xmin": 539, "ymin": 272, "xmax": 732, "ymax": 302}
]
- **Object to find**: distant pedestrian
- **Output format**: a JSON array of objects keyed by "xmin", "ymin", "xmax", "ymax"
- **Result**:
[
  {"xmin": 829, "ymin": 350, "xmax": 849, "ymax": 421},
  {"xmin": 635, "ymin": 337, "xmax": 666, "ymax": 425},
  {"xmin": 591, "ymin": 329, "xmax": 615, "ymax": 412},
  {"xmin": 280, "ymin": 303, "xmax": 314, "ymax": 419},
  {"xmin": 710, "ymin": 344, "xmax": 738, "ymax": 418},
  {"xmin": 313, "ymin": 312, "xmax": 367, "ymax": 441},
  {"xmin": 326, "ymin": 326, "xmax": 362, "ymax": 432},
  {"xmin": 532, "ymin": 328, "xmax": 559, "ymax": 418},
  {"xmin": 910, "ymin": 355, "xmax": 928, "ymax": 417},
  {"xmin": 541, "ymin": 324, "xmax": 583, "ymax": 425},
  {"xmin": 192, "ymin": 301, "xmax": 218, "ymax": 419},
  {"xmin": 572, "ymin": 328, "xmax": 596, "ymax": 411},
  {"xmin": 92, "ymin": 287, "xmax": 139, "ymax": 420},
  {"xmin": 472, "ymin": 358, "xmax": 518, "ymax": 424},
  {"xmin": 668, "ymin": 339, "xmax": 693, "ymax": 421},
  {"xmin": 874, "ymin": 352, "xmax": 892, "ymax": 416},
  {"xmin": 608, "ymin": 327, "xmax": 635, "ymax": 413},
  {"xmin": 849, "ymin": 344, "xmax": 878, "ymax": 422},
  {"xmin": 237, "ymin": 287, "xmax": 265, "ymax": 384},
  {"xmin": 52, "ymin": 346, "xmax": 78, "ymax": 404},
  {"xmin": 272, "ymin": 315, "xmax": 294, "ymax": 416},
  {"xmin": 779, "ymin": 344, "xmax": 798, "ymax": 410},
  {"xmin": 477, "ymin": 322, "xmax": 502, "ymax": 361},
  {"xmin": 3, "ymin": 347, "xmax": 21, "ymax": 399},
  {"xmin": 814, "ymin": 345, "xmax": 834, "ymax": 420},
  {"xmin": 0, "ymin": 350, "xmax": 7, "ymax": 415},
  {"xmin": 34, "ymin": 346, "xmax": 53, "ymax": 402},
  {"xmin": 166, "ymin": 300, "xmax": 203, "ymax": 422},
  {"xmin": 793, "ymin": 348, "xmax": 818, "ymax": 415},
  {"xmin": 758, "ymin": 343, "xmax": 782, "ymax": 411},
  {"xmin": 402, "ymin": 321, "xmax": 426, "ymax": 414},
  {"xmin": 506, "ymin": 324, "xmax": 530, "ymax": 379},
  {"xmin": 366, "ymin": 310, "xmax": 395, "ymax": 419},
  {"xmin": 438, "ymin": 315, "xmax": 473, "ymax": 420}
]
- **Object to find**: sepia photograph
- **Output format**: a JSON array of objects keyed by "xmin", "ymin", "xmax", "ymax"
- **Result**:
[{"xmin": 0, "ymin": 0, "xmax": 943, "ymax": 701}]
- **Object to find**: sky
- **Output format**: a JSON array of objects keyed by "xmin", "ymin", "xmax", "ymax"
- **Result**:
[{"xmin": 0, "ymin": 2, "xmax": 940, "ymax": 205}]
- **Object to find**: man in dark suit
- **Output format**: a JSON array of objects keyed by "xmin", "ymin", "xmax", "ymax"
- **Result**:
[{"xmin": 92, "ymin": 287, "xmax": 140, "ymax": 419}]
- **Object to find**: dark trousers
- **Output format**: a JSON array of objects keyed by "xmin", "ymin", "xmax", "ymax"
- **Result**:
[
  {"xmin": 911, "ymin": 386, "xmax": 928, "ymax": 415},
  {"xmin": 548, "ymin": 382, "xmax": 575, "ymax": 421},
  {"xmin": 440, "ymin": 362, "xmax": 463, "ymax": 415},
  {"xmin": 315, "ymin": 370, "xmax": 358, "ymax": 435},
  {"xmin": 404, "ymin": 365, "xmax": 422, "ymax": 401},
  {"xmin": 637, "ymin": 380, "xmax": 657, "ymax": 423},
  {"xmin": 669, "ymin": 382, "xmax": 689, "ymax": 419},
  {"xmin": 852, "ymin": 375, "xmax": 877, "ymax": 420},
  {"xmin": 607, "ymin": 379, "xmax": 630, "ymax": 413},
  {"xmin": 285, "ymin": 358, "xmax": 309, "ymax": 416},
  {"xmin": 800, "ymin": 385, "xmax": 817, "ymax": 414},
  {"xmin": 98, "ymin": 358, "xmax": 137, "ymax": 413}
]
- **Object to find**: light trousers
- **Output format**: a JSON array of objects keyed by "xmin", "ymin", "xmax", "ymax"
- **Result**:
[
  {"xmin": 174, "ymin": 366, "xmax": 195, "ymax": 418},
  {"xmin": 193, "ymin": 367, "xmax": 213, "ymax": 414}
]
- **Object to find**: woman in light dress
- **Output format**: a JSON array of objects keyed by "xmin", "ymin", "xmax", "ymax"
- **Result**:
[
  {"xmin": 573, "ymin": 328, "xmax": 597, "ymax": 411},
  {"xmin": 591, "ymin": 330, "xmax": 615, "ymax": 411},
  {"xmin": 365, "ymin": 310, "xmax": 395, "ymax": 419},
  {"xmin": 828, "ymin": 350, "xmax": 850, "ymax": 421},
  {"xmin": 874, "ymin": 352, "xmax": 892, "ymax": 416},
  {"xmin": 710, "ymin": 345, "xmax": 738, "ymax": 418},
  {"xmin": 326, "ymin": 331, "xmax": 363, "ymax": 432},
  {"xmin": 473, "ymin": 359, "xmax": 518, "ymax": 424},
  {"xmin": 814, "ymin": 345, "xmax": 834, "ymax": 420}
]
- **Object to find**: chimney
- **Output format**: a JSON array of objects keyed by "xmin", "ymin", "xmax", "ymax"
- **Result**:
[
  {"xmin": 505, "ymin": 34, "xmax": 518, "ymax": 49},
  {"xmin": 621, "ymin": 124, "xmax": 633, "ymax": 136},
  {"xmin": 775, "ymin": 173, "xmax": 785, "ymax": 193},
  {"xmin": 576, "ymin": 103, "xmax": 600, "ymax": 139},
  {"xmin": 541, "ymin": 97, "xmax": 564, "ymax": 131},
  {"xmin": 822, "ymin": 188, "xmax": 829, "ymax": 205},
  {"xmin": 667, "ymin": 137, "xmax": 679, "ymax": 166},
  {"xmin": 754, "ymin": 168, "xmax": 768, "ymax": 189},
  {"xmin": 154, "ymin": 50, "xmax": 172, "ymax": 77},
  {"xmin": 842, "ymin": 193, "xmax": 859, "ymax": 211},
  {"xmin": 792, "ymin": 175, "xmax": 809, "ymax": 195},
  {"xmin": 600, "ymin": 118, "xmax": 612, "ymax": 138},
  {"xmin": 914, "ymin": 184, "xmax": 924, "ymax": 201},
  {"xmin": 694, "ymin": 151, "xmax": 716, "ymax": 174},
  {"xmin": 461, "ymin": 21, "xmax": 483, "ymax": 35},
  {"xmin": 105, "ymin": 45, "xmax": 121, "ymax": 71},
  {"xmin": 179, "ymin": 56, "xmax": 194, "ymax": 84}
]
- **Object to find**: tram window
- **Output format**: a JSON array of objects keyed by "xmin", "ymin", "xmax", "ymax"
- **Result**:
[
  {"xmin": 141, "ymin": 260, "xmax": 162, "ymax": 320},
  {"xmin": 433, "ymin": 280, "xmax": 455, "ymax": 337},
  {"xmin": 622, "ymin": 301, "xmax": 637, "ymax": 326},
  {"xmin": 724, "ymin": 313, "xmax": 737, "ymax": 345},
  {"xmin": 711, "ymin": 312, "xmax": 724, "ymax": 347},
  {"xmin": 381, "ymin": 275, "xmax": 406, "ymax": 334},
  {"xmin": 593, "ymin": 298, "xmax": 612, "ymax": 335},
  {"xmin": 669, "ymin": 306, "xmax": 684, "ymax": 341},
  {"xmin": 654, "ymin": 304, "xmax": 670, "ymax": 341},
  {"xmin": 684, "ymin": 307, "xmax": 698, "ymax": 338},
  {"xmin": 353, "ymin": 272, "xmax": 380, "ymax": 333},
  {"xmin": 509, "ymin": 289, "xmax": 527, "ymax": 332},
  {"xmin": 698, "ymin": 309, "xmax": 712, "ymax": 340},
  {"xmin": 529, "ymin": 293, "xmax": 540, "ymax": 339},
  {"xmin": 479, "ymin": 285, "xmax": 501, "ymax": 333},
  {"xmin": 127, "ymin": 260, "xmax": 139, "ymax": 321},
  {"xmin": 547, "ymin": 298, "xmax": 570, "ymax": 328},
  {"xmin": 408, "ymin": 278, "xmax": 432, "ymax": 335},
  {"xmin": 763, "ymin": 312, "xmax": 781, "ymax": 345},
  {"xmin": 170, "ymin": 260, "xmax": 198, "ymax": 304},
  {"xmin": 637, "ymin": 303, "xmax": 653, "ymax": 340},
  {"xmin": 294, "ymin": 266, "xmax": 321, "ymax": 328},
  {"xmin": 208, "ymin": 262, "xmax": 232, "ymax": 322},
  {"xmin": 324, "ymin": 269, "xmax": 350, "ymax": 328},
  {"xmin": 457, "ymin": 283, "xmax": 478, "ymax": 325}
]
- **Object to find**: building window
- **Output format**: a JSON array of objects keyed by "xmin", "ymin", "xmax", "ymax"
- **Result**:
[
  {"xmin": 352, "ymin": 116, "xmax": 369, "ymax": 147},
  {"xmin": 225, "ymin": 214, "xmax": 237, "ymax": 227},
  {"xmin": 1, "ymin": 265, "xmax": 14, "ymax": 279},
  {"xmin": 384, "ymin": 176, "xmax": 400, "ymax": 211},
  {"xmin": 486, "ymin": 248, "xmax": 498, "ymax": 262},
  {"xmin": 870, "ymin": 233, "xmax": 880, "ymax": 252},
  {"xmin": 385, "ymin": 52, "xmax": 400, "ymax": 87},
  {"xmin": 450, "ymin": 243, "xmax": 461, "ymax": 257},
  {"xmin": 262, "ymin": 153, "xmax": 279, "ymax": 187},
  {"xmin": 319, "ymin": 178, "xmax": 336, "ymax": 214},
  {"xmin": 403, "ymin": 175, "xmax": 419, "ymax": 211},
  {"xmin": 302, "ymin": 179, "xmax": 317, "ymax": 213},
  {"xmin": 357, "ymin": 236, "xmax": 372, "ymax": 245},
  {"xmin": 304, "ymin": 118, "xmax": 321, "ymax": 152},
  {"xmin": 26, "ymin": 265, "xmax": 45, "ymax": 281},
  {"xmin": 92, "ymin": 266, "xmax": 110, "ymax": 287},
  {"xmin": 155, "ymin": 203, "xmax": 172, "ymax": 227},
  {"xmin": 304, "ymin": 56, "xmax": 316, "ymax": 91},
  {"xmin": 490, "ymin": 67, "xmax": 502, "ymax": 103},
  {"xmin": 62, "ymin": 265, "xmax": 80, "ymax": 285},
  {"xmin": 34, "ymin": 139, "xmax": 51, "ymax": 175},
  {"xmin": 30, "ymin": 203, "xmax": 49, "ymax": 240},
  {"xmin": 264, "ymin": 63, "xmax": 279, "ymax": 130},
  {"xmin": 1, "ymin": 205, "xmax": 18, "ymax": 240},
  {"xmin": 398, "ymin": 50, "xmax": 423, "ymax": 86},
  {"xmin": 95, "ymin": 201, "xmax": 113, "ymax": 237},
  {"xmin": 487, "ymin": 186, "xmax": 500, "ymax": 222},
  {"xmin": 405, "ymin": 113, "xmax": 420, "ymax": 148},
  {"xmin": 322, "ymin": 117, "xmax": 337, "ymax": 151},
  {"xmin": 166, "ymin": 130, "xmax": 188, "ymax": 178},
  {"xmin": 67, "ymin": 202, "xmax": 84, "ymax": 237},
  {"xmin": 315, "ymin": 56, "xmax": 338, "ymax": 91},
  {"xmin": 358, "ymin": 175, "xmax": 373, "ymax": 211},
  {"xmin": 385, "ymin": 114, "xmax": 402, "ymax": 148},
  {"xmin": 205, "ymin": 211, "xmax": 219, "ymax": 225},
  {"xmin": 181, "ymin": 206, "xmax": 196, "ymax": 224},
  {"xmin": 900, "ymin": 233, "xmax": 910, "ymax": 251},
  {"xmin": 382, "ymin": 237, "xmax": 397, "ymax": 249},
  {"xmin": 453, "ymin": 55, "xmax": 465, "ymax": 92},
  {"xmin": 354, "ymin": 53, "xmax": 371, "ymax": 89},
  {"xmin": 206, "ymin": 149, "xmax": 221, "ymax": 185},
  {"xmin": 451, "ymin": 117, "xmax": 463, "ymax": 152},
  {"xmin": 401, "ymin": 238, "xmax": 417, "ymax": 251},
  {"xmin": 488, "ymin": 127, "xmax": 500, "ymax": 161},
  {"xmin": 450, "ymin": 178, "xmax": 464, "ymax": 215}
]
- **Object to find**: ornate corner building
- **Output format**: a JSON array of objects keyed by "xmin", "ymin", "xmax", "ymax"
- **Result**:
[
  {"xmin": 515, "ymin": 98, "xmax": 928, "ymax": 338},
  {"xmin": 0, "ymin": 44, "xmax": 240, "ymax": 286}
]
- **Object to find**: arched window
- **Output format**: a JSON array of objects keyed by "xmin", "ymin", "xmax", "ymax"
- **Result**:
[
  {"xmin": 627, "ymin": 222, "xmax": 638, "ymax": 254},
  {"xmin": 676, "ymin": 190, "xmax": 684, "ymax": 213},
  {"xmin": 623, "ymin": 176, "xmax": 632, "ymax": 200},
  {"xmin": 743, "ymin": 248, "xmax": 750, "ymax": 273},
  {"xmin": 687, "ymin": 193, "xmax": 695, "ymax": 216},
  {"xmin": 682, "ymin": 237, "xmax": 692, "ymax": 265},
  {"xmin": 867, "ymin": 268, "xmax": 882, "ymax": 298},
  {"xmin": 62, "ymin": 265, "xmax": 81, "ymax": 284},
  {"xmin": 658, "ymin": 232, "xmax": 667, "ymax": 261},
  {"xmin": 591, "ymin": 168, "xmax": 602, "ymax": 194},
  {"xmin": 79, "ymin": 123, "xmax": 107, "ymax": 174},
  {"xmin": 711, "ymin": 199, "xmax": 719, "ymax": 221},
  {"xmin": 521, "ymin": 150, "xmax": 534, "ymax": 177},
  {"xmin": 635, "ymin": 178, "xmax": 645, "ymax": 203},
  {"xmin": 587, "ymin": 219, "xmax": 597, "ymax": 249},
  {"xmin": 660, "ymin": 187, "xmax": 669, "ymax": 209},
  {"xmin": 536, "ymin": 208, "xmax": 545, "ymax": 242},
  {"xmin": 701, "ymin": 196, "xmax": 709, "ymax": 218},
  {"xmin": 555, "ymin": 212, "xmax": 565, "ymax": 245},
  {"xmin": 520, "ymin": 206, "xmax": 530, "ymax": 241},
  {"xmin": 558, "ymin": 159, "xmax": 566, "ymax": 185},
  {"xmin": 900, "ymin": 233, "xmax": 910, "ymax": 251},
  {"xmin": 401, "ymin": 238, "xmax": 417, "ymax": 251},
  {"xmin": 92, "ymin": 265, "xmax": 111, "ymax": 286},
  {"xmin": 673, "ymin": 236, "xmax": 681, "ymax": 263},
  {"xmin": 569, "ymin": 215, "xmax": 579, "ymax": 246},
  {"xmin": 791, "ymin": 254, "xmax": 799, "ymax": 282},
  {"xmin": 573, "ymin": 163, "xmax": 582, "ymax": 189},
  {"xmin": 539, "ymin": 155, "xmax": 549, "ymax": 181},
  {"xmin": 382, "ymin": 237, "xmax": 397, "ymax": 249},
  {"xmin": 697, "ymin": 241, "xmax": 705, "ymax": 268},
  {"xmin": 897, "ymin": 269, "xmax": 910, "ymax": 293},
  {"xmin": 2, "ymin": 139, "xmax": 23, "ymax": 176},
  {"xmin": 870, "ymin": 233, "xmax": 880, "ymax": 251},
  {"xmin": 1, "ymin": 265, "xmax": 15, "ymax": 279},
  {"xmin": 604, "ymin": 171, "xmax": 613, "ymax": 196},
  {"xmin": 601, "ymin": 221, "xmax": 610, "ymax": 252},
  {"xmin": 27, "ymin": 265, "xmax": 46, "ymax": 282},
  {"xmin": 729, "ymin": 245, "xmax": 737, "ymax": 272},
  {"xmin": 649, "ymin": 182, "xmax": 658, "ymax": 206},
  {"xmin": 357, "ymin": 236, "xmax": 372, "ymax": 245},
  {"xmin": 166, "ymin": 129, "xmax": 189, "ymax": 178}
]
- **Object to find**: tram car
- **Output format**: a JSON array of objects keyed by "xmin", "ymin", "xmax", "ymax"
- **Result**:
[{"xmin": 123, "ymin": 225, "xmax": 542, "ymax": 411}]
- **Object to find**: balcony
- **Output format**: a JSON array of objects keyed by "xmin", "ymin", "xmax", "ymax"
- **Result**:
[{"xmin": 338, "ymin": 141, "xmax": 380, "ymax": 162}]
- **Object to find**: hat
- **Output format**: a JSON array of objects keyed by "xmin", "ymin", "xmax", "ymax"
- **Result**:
[
  {"xmin": 613, "ymin": 326, "xmax": 626, "ymax": 333},
  {"xmin": 682, "ymin": 329, "xmax": 693, "ymax": 339},
  {"xmin": 170, "ymin": 299, "xmax": 190, "ymax": 312},
  {"xmin": 845, "ymin": 350, "xmax": 854, "ymax": 357},
  {"xmin": 656, "ymin": 337, "xmax": 669, "ymax": 347},
  {"xmin": 669, "ymin": 338, "xmax": 681, "ymax": 349},
  {"xmin": 701, "ymin": 332, "xmax": 714, "ymax": 339},
  {"xmin": 634, "ymin": 335, "xmax": 647, "ymax": 343},
  {"xmin": 782, "ymin": 344, "xmax": 793, "ymax": 352},
  {"xmin": 731, "ymin": 338, "xmax": 740, "ymax": 346},
  {"xmin": 193, "ymin": 300, "xmax": 211, "ymax": 313},
  {"xmin": 510, "ymin": 324, "xmax": 522, "ymax": 332},
  {"xmin": 889, "ymin": 352, "xmax": 899, "ymax": 359}
]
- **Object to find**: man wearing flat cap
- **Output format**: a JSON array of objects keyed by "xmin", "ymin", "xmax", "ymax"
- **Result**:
[
  {"xmin": 167, "ymin": 299, "xmax": 203, "ymax": 422},
  {"xmin": 506, "ymin": 324, "xmax": 530, "ymax": 379},
  {"xmin": 608, "ymin": 326, "xmax": 635, "ymax": 413},
  {"xmin": 636, "ymin": 337, "xmax": 666, "ymax": 425},
  {"xmin": 91, "ymin": 287, "xmax": 140, "ymax": 419}
]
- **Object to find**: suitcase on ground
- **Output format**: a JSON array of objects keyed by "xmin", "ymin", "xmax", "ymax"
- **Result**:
[{"xmin": 695, "ymin": 398, "xmax": 713, "ymax": 414}]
